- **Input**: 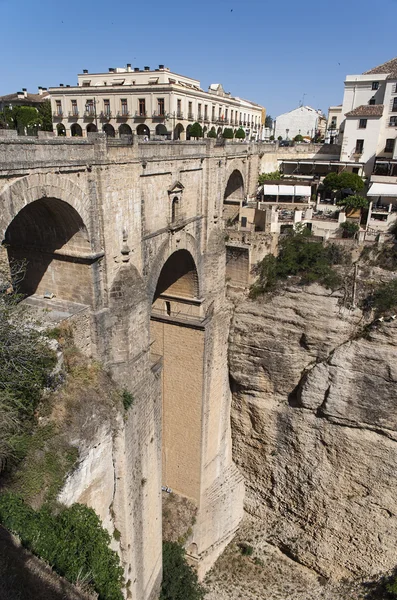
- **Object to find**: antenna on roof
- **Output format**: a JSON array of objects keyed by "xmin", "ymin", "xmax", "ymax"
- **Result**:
[{"xmin": 299, "ymin": 93, "xmax": 306, "ymax": 107}]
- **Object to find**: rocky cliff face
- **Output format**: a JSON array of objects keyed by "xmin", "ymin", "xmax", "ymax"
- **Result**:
[{"xmin": 229, "ymin": 284, "xmax": 397, "ymax": 580}]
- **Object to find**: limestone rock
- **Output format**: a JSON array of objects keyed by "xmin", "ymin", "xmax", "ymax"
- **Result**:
[{"xmin": 229, "ymin": 285, "xmax": 397, "ymax": 579}]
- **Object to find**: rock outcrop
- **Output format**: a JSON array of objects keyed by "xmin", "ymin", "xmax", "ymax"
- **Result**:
[{"xmin": 229, "ymin": 284, "xmax": 397, "ymax": 579}]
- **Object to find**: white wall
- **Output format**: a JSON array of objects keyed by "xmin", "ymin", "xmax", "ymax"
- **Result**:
[{"xmin": 274, "ymin": 106, "xmax": 322, "ymax": 140}]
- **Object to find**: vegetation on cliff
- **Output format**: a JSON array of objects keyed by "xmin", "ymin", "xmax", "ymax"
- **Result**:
[
  {"xmin": 250, "ymin": 228, "xmax": 343, "ymax": 298},
  {"xmin": 161, "ymin": 541, "xmax": 205, "ymax": 600}
]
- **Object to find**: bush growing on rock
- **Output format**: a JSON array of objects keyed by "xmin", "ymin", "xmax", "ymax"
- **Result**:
[
  {"xmin": 161, "ymin": 541, "xmax": 205, "ymax": 600},
  {"xmin": 250, "ymin": 228, "xmax": 342, "ymax": 297}
]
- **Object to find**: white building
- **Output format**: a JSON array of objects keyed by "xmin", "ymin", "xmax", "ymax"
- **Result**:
[
  {"xmin": 325, "ymin": 105, "xmax": 343, "ymax": 144},
  {"xmin": 339, "ymin": 57, "xmax": 397, "ymax": 173},
  {"xmin": 49, "ymin": 64, "xmax": 264, "ymax": 140},
  {"xmin": 273, "ymin": 105, "xmax": 326, "ymax": 141}
]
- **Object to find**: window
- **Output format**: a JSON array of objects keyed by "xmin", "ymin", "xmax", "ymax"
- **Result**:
[
  {"xmin": 71, "ymin": 100, "xmax": 78, "ymax": 116},
  {"xmin": 241, "ymin": 217, "xmax": 247, "ymax": 228},
  {"xmin": 177, "ymin": 99, "xmax": 182, "ymax": 117},
  {"xmin": 85, "ymin": 100, "xmax": 94, "ymax": 115},
  {"xmin": 225, "ymin": 108, "xmax": 228, "ymax": 121},
  {"xmin": 231, "ymin": 110, "xmax": 233, "ymax": 123},
  {"xmin": 138, "ymin": 99, "xmax": 145, "ymax": 116},
  {"xmin": 369, "ymin": 97, "xmax": 376, "ymax": 105},
  {"xmin": 204, "ymin": 104, "xmax": 208, "ymax": 119},
  {"xmin": 55, "ymin": 100, "xmax": 62, "ymax": 116},
  {"xmin": 198, "ymin": 103, "xmax": 202, "ymax": 118},
  {"xmin": 121, "ymin": 99, "xmax": 128, "ymax": 115},
  {"xmin": 359, "ymin": 118, "xmax": 367, "ymax": 129},
  {"xmin": 372, "ymin": 82, "xmax": 379, "ymax": 90},
  {"xmin": 104, "ymin": 99, "xmax": 110, "ymax": 116},
  {"xmin": 157, "ymin": 98, "xmax": 165, "ymax": 116},
  {"xmin": 390, "ymin": 116, "xmax": 397, "ymax": 127},
  {"xmin": 218, "ymin": 107, "xmax": 222, "ymax": 119},
  {"xmin": 330, "ymin": 117, "xmax": 337, "ymax": 128},
  {"xmin": 355, "ymin": 139, "xmax": 364, "ymax": 154},
  {"xmin": 392, "ymin": 98, "xmax": 397, "ymax": 112},
  {"xmin": 188, "ymin": 101, "xmax": 193, "ymax": 117},
  {"xmin": 352, "ymin": 167, "xmax": 359, "ymax": 174},
  {"xmin": 385, "ymin": 138, "xmax": 395, "ymax": 152},
  {"xmin": 212, "ymin": 106, "xmax": 215, "ymax": 120}
]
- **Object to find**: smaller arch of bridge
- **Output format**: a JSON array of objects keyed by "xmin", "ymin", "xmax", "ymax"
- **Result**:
[
  {"xmin": 223, "ymin": 168, "xmax": 245, "ymax": 223},
  {"xmin": 147, "ymin": 233, "xmax": 201, "ymax": 304},
  {"xmin": 0, "ymin": 172, "xmax": 93, "ymax": 245}
]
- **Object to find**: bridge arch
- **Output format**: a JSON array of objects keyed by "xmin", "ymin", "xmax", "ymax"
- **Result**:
[
  {"xmin": 149, "ymin": 247, "xmax": 203, "ymax": 502},
  {"xmin": 223, "ymin": 168, "xmax": 245, "ymax": 222}
]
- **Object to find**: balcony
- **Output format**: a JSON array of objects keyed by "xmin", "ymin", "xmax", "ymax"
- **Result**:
[
  {"xmin": 197, "ymin": 113, "xmax": 203, "ymax": 121},
  {"xmin": 188, "ymin": 112, "xmax": 194, "ymax": 121},
  {"xmin": 84, "ymin": 110, "xmax": 95, "ymax": 119},
  {"xmin": 100, "ymin": 111, "xmax": 112, "ymax": 120},
  {"xmin": 117, "ymin": 111, "xmax": 130, "ymax": 119},
  {"xmin": 53, "ymin": 111, "xmax": 63, "ymax": 119},
  {"xmin": 134, "ymin": 111, "xmax": 147, "ymax": 119},
  {"xmin": 68, "ymin": 111, "xmax": 79, "ymax": 119},
  {"xmin": 204, "ymin": 115, "xmax": 210, "ymax": 122},
  {"xmin": 152, "ymin": 111, "xmax": 166, "ymax": 119},
  {"xmin": 176, "ymin": 112, "xmax": 184, "ymax": 119},
  {"xmin": 389, "ymin": 118, "xmax": 397, "ymax": 127}
]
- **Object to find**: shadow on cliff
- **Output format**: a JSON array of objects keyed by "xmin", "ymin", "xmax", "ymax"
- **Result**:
[
  {"xmin": 0, "ymin": 525, "xmax": 93, "ymax": 600},
  {"xmin": 362, "ymin": 569, "xmax": 397, "ymax": 600}
]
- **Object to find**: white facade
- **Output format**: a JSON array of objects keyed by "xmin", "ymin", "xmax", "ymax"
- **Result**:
[
  {"xmin": 273, "ymin": 106, "xmax": 326, "ymax": 141},
  {"xmin": 325, "ymin": 105, "xmax": 343, "ymax": 144},
  {"xmin": 49, "ymin": 65, "xmax": 264, "ymax": 140},
  {"xmin": 339, "ymin": 58, "xmax": 397, "ymax": 176}
]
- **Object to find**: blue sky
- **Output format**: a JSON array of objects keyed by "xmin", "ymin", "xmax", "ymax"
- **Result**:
[{"xmin": 2, "ymin": 0, "xmax": 396, "ymax": 118}]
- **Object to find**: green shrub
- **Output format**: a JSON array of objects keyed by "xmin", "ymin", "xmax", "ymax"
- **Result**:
[
  {"xmin": 340, "ymin": 221, "xmax": 360, "ymax": 237},
  {"xmin": 363, "ymin": 279, "xmax": 397, "ymax": 316},
  {"xmin": 190, "ymin": 122, "xmax": 202, "ymax": 139},
  {"xmin": 222, "ymin": 128, "xmax": 234, "ymax": 139},
  {"xmin": 238, "ymin": 542, "xmax": 254, "ymax": 556},
  {"xmin": 250, "ymin": 229, "xmax": 342, "ymax": 297},
  {"xmin": 161, "ymin": 541, "xmax": 205, "ymax": 600},
  {"xmin": 0, "ymin": 493, "xmax": 124, "ymax": 600},
  {"xmin": 294, "ymin": 134, "xmax": 303, "ymax": 142},
  {"xmin": 122, "ymin": 389, "xmax": 134, "ymax": 410},
  {"xmin": 235, "ymin": 127, "xmax": 246, "ymax": 140},
  {"xmin": 337, "ymin": 195, "xmax": 368, "ymax": 210},
  {"xmin": 258, "ymin": 170, "xmax": 281, "ymax": 184},
  {"xmin": 207, "ymin": 128, "xmax": 216, "ymax": 139},
  {"xmin": 323, "ymin": 172, "xmax": 364, "ymax": 193}
]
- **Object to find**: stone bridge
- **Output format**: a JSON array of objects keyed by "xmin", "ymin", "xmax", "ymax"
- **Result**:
[{"xmin": 0, "ymin": 133, "xmax": 263, "ymax": 600}]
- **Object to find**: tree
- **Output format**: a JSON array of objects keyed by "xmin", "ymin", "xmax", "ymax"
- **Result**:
[
  {"xmin": 207, "ymin": 127, "xmax": 216, "ymax": 138},
  {"xmin": 0, "ymin": 106, "xmax": 42, "ymax": 135},
  {"xmin": 340, "ymin": 221, "xmax": 360, "ymax": 238},
  {"xmin": 36, "ymin": 100, "xmax": 53, "ymax": 132},
  {"xmin": 323, "ymin": 172, "xmax": 364, "ymax": 193},
  {"xmin": 269, "ymin": 135, "xmax": 275, "ymax": 141},
  {"xmin": 294, "ymin": 134, "xmax": 304, "ymax": 142},
  {"xmin": 277, "ymin": 135, "xmax": 283, "ymax": 141},
  {"xmin": 235, "ymin": 127, "xmax": 246, "ymax": 140},
  {"xmin": 258, "ymin": 170, "xmax": 282, "ymax": 184},
  {"xmin": 189, "ymin": 122, "xmax": 202, "ymax": 139},
  {"xmin": 265, "ymin": 115, "xmax": 273, "ymax": 128},
  {"xmin": 337, "ymin": 195, "xmax": 368, "ymax": 210},
  {"xmin": 222, "ymin": 127, "xmax": 234, "ymax": 139},
  {"xmin": 160, "ymin": 542, "xmax": 205, "ymax": 600}
]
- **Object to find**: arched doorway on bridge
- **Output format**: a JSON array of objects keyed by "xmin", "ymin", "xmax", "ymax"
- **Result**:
[
  {"xmin": 223, "ymin": 169, "xmax": 244, "ymax": 224},
  {"xmin": 173, "ymin": 123, "xmax": 184, "ymax": 140},
  {"xmin": 3, "ymin": 198, "xmax": 94, "ymax": 305},
  {"xmin": 119, "ymin": 123, "xmax": 132, "ymax": 136},
  {"xmin": 150, "ymin": 249, "xmax": 203, "ymax": 502},
  {"xmin": 136, "ymin": 124, "xmax": 150, "ymax": 138},
  {"xmin": 103, "ymin": 123, "xmax": 115, "ymax": 137},
  {"xmin": 71, "ymin": 123, "xmax": 82, "ymax": 137}
]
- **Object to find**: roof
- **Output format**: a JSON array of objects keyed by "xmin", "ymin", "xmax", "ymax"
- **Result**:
[
  {"xmin": 0, "ymin": 92, "xmax": 50, "ymax": 103},
  {"xmin": 364, "ymin": 57, "xmax": 397, "ymax": 78},
  {"xmin": 345, "ymin": 104, "xmax": 384, "ymax": 117}
]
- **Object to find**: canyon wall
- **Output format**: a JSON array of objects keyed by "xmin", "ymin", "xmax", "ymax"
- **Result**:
[{"xmin": 229, "ymin": 284, "xmax": 397, "ymax": 579}]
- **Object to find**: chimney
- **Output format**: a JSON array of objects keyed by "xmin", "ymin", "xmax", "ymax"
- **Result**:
[
  {"xmin": 134, "ymin": 67, "xmax": 140, "ymax": 72},
  {"xmin": 108, "ymin": 67, "xmax": 115, "ymax": 72},
  {"xmin": 22, "ymin": 88, "xmax": 28, "ymax": 98},
  {"xmin": 60, "ymin": 83, "xmax": 64, "ymax": 87},
  {"xmin": 144, "ymin": 66, "xmax": 150, "ymax": 71},
  {"xmin": 17, "ymin": 91, "xmax": 24, "ymax": 99},
  {"xmin": 83, "ymin": 69, "xmax": 88, "ymax": 74},
  {"xmin": 66, "ymin": 85, "xmax": 70, "ymax": 88},
  {"xmin": 38, "ymin": 86, "xmax": 43, "ymax": 95},
  {"xmin": 126, "ymin": 63, "xmax": 131, "ymax": 72},
  {"xmin": 159, "ymin": 64, "xmax": 164, "ymax": 69}
]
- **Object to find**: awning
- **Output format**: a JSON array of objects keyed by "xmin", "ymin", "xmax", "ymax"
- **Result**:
[
  {"xmin": 263, "ymin": 184, "xmax": 278, "ymax": 195},
  {"xmin": 278, "ymin": 185, "xmax": 294, "ymax": 195},
  {"xmin": 368, "ymin": 182, "xmax": 397, "ymax": 197},
  {"xmin": 294, "ymin": 185, "xmax": 311, "ymax": 196}
]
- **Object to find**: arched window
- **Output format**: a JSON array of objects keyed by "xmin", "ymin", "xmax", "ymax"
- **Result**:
[{"xmin": 71, "ymin": 123, "xmax": 82, "ymax": 137}]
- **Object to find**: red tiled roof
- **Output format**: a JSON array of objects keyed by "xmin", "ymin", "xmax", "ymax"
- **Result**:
[
  {"xmin": 345, "ymin": 104, "xmax": 384, "ymax": 117},
  {"xmin": 364, "ymin": 57, "xmax": 397, "ymax": 78}
]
